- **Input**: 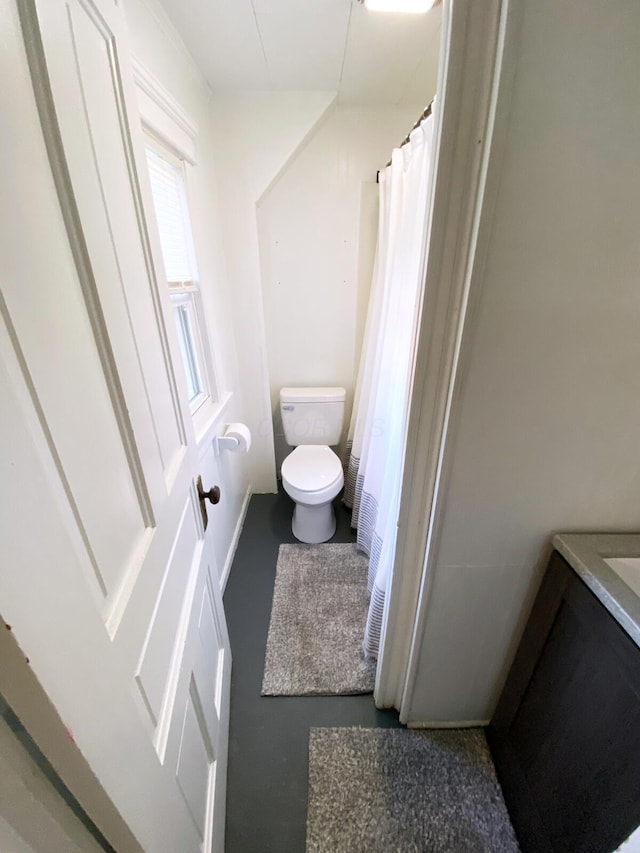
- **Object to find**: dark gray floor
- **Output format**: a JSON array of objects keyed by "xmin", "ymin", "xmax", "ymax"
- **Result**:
[{"xmin": 223, "ymin": 489, "xmax": 401, "ymax": 853}]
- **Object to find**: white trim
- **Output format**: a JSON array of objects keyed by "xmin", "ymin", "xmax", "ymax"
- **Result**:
[
  {"xmin": 194, "ymin": 390, "xmax": 233, "ymax": 449},
  {"xmin": 0, "ymin": 713, "xmax": 105, "ymax": 852},
  {"xmin": 373, "ymin": 0, "xmax": 522, "ymax": 717},
  {"xmin": 131, "ymin": 0, "xmax": 210, "ymax": 93},
  {"xmin": 220, "ymin": 485, "xmax": 252, "ymax": 592},
  {"xmin": 143, "ymin": 129, "xmax": 227, "ymax": 430},
  {"xmin": 131, "ymin": 57, "xmax": 198, "ymax": 164},
  {"xmin": 180, "ymin": 170, "xmax": 225, "ymax": 404},
  {"xmin": 399, "ymin": 0, "xmax": 524, "ymax": 724},
  {"xmin": 131, "ymin": 57, "xmax": 198, "ymax": 140},
  {"xmin": 0, "ymin": 618, "xmax": 143, "ymax": 853},
  {"xmin": 407, "ymin": 719, "xmax": 490, "ymax": 729}
]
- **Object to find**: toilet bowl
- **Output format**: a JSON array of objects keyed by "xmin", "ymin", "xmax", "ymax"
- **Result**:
[
  {"xmin": 281, "ymin": 445, "xmax": 344, "ymax": 544},
  {"xmin": 279, "ymin": 386, "xmax": 346, "ymax": 544}
]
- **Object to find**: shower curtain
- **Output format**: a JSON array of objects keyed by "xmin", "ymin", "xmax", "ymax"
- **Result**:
[{"xmin": 345, "ymin": 105, "xmax": 435, "ymax": 659}]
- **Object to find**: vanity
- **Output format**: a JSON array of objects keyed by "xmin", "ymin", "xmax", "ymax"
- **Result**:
[{"xmin": 488, "ymin": 534, "xmax": 640, "ymax": 853}]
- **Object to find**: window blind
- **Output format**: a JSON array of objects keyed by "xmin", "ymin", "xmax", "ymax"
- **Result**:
[{"xmin": 145, "ymin": 145, "xmax": 194, "ymax": 286}]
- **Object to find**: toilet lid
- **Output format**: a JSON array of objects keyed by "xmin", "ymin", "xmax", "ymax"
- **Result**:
[{"xmin": 281, "ymin": 445, "xmax": 343, "ymax": 492}]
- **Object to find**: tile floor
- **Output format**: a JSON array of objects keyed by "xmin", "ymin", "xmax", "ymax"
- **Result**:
[{"xmin": 223, "ymin": 490, "xmax": 401, "ymax": 853}]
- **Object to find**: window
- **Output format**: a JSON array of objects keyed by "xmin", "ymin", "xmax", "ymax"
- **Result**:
[{"xmin": 144, "ymin": 141, "xmax": 213, "ymax": 413}]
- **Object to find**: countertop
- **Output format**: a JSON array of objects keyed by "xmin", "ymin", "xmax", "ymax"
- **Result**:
[{"xmin": 553, "ymin": 533, "xmax": 640, "ymax": 650}]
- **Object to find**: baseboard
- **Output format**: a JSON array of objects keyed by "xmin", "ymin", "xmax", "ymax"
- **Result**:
[
  {"xmin": 407, "ymin": 719, "xmax": 490, "ymax": 729},
  {"xmin": 220, "ymin": 485, "xmax": 251, "ymax": 593}
]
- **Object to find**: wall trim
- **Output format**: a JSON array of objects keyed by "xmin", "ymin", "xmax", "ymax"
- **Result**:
[
  {"xmin": 373, "ymin": 0, "xmax": 522, "ymax": 718},
  {"xmin": 132, "ymin": 0, "xmax": 209, "ymax": 96},
  {"xmin": 131, "ymin": 56, "xmax": 198, "ymax": 163},
  {"xmin": 131, "ymin": 57, "xmax": 198, "ymax": 140},
  {"xmin": 220, "ymin": 485, "xmax": 252, "ymax": 592},
  {"xmin": 407, "ymin": 719, "xmax": 491, "ymax": 730}
]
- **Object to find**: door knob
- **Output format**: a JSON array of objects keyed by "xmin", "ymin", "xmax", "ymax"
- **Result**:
[
  {"xmin": 198, "ymin": 477, "xmax": 220, "ymax": 505},
  {"xmin": 197, "ymin": 475, "xmax": 220, "ymax": 530}
]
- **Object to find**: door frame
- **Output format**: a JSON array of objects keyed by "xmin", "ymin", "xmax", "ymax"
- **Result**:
[
  {"xmin": 374, "ymin": 0, "xmax": 525, "ymax": 719},
  {"xmin": 0, "ymin": 618, "xmax": 142, "ymax": 853}
]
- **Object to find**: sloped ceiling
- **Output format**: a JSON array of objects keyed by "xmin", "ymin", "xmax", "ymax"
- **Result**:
[{"xmin": 156, "ymin": 0, "xmax": 442, "ymax": 106}]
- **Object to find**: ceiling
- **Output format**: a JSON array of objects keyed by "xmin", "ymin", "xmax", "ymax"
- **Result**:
[{"xmin": 156, "ymin": 0, "xmax": 442, "ymax": 106}]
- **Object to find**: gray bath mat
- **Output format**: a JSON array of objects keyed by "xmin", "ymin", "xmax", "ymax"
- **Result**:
[
  {"xmin": 306, "ymin": 727, "xmax": 519, "ymax": 853},
  {"xmin": 261, "ymin": 543, "xmax": 376, "ymax": 696}
]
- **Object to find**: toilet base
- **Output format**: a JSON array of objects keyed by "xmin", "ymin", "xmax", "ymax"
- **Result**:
[{"xmin": 291, "ymin": 500, "xmax": 336, "ymax": 544}]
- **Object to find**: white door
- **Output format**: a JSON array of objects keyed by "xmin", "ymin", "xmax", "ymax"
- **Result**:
[{"xmin": 0, "ymin": 0, "xmax": 230, "ymax": 851}]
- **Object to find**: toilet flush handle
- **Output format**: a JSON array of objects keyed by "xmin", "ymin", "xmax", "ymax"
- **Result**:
[{"xmin": 196, "ymin": 475, "xmax": 220, "ymax": 531}]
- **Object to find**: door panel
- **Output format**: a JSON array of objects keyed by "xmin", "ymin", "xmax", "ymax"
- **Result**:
[
  {"xmin": 163, "ymin": 560, "xmax": 230, "ymax": 853},
  {"xmin": 63, "ymin": 0, "xmax": 187, "ymax": 485},
  {"xmin": 1, "ymin": 0, "xmax": 231, "ymax": 850},
  {"xmin": 194, "ymin": 580, "xmax": 226, "ymax": 743},
  {"xmin": 2, "ymin": 239, "xmax": 151, "ymax": 607},
  {"xmin": 176, "ymin": 689, "xmax": 213, "ymax": 839},
  {"xmin": 136, "ymin": 496, "xmax": 201, "ymax": 728}
]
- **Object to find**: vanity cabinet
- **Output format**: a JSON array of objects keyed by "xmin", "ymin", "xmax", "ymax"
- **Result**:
[{"xmin": 488, "ymin": 550, "xmax": 640, "ymax": 853}]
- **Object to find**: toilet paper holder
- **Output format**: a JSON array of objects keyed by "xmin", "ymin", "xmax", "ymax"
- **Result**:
[
  {"xmin": 214, "ymin": 433, "xmax": 240, "ymax": 454},
  {"xmin": 213, "ymin": 422, "xmax": 251, "ymax": 457}
]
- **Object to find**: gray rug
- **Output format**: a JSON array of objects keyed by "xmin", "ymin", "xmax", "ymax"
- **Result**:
[
  {"xmin": 306, "ymin": 728, "xmax": 519, "ymax": 853},
  {"xmin": 261, "ymin": 543, "xmax": 376, "ymax": 696}
]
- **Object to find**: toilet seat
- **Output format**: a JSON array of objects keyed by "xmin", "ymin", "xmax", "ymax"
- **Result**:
[{"xmin": 281, "ymin": 445, "xmax": 344, "ymax": 506}]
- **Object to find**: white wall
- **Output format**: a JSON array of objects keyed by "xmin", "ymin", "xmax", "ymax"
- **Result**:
[
  {"xmin": 406, "ymin": 0, "xmax": 640, "ymax": 723},
  {"xmin": 258, "ymin": 105, "xmax": 419, "ymax": 469},
  {"xmin": 122, "ymin": 0, "xmax": 251, "ymax": 580},
  {"xmin": 209, "ymin": 92, "xmax": 337, "ymax": 492}
]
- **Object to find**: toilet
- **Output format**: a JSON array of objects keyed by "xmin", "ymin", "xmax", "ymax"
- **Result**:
[{"xmin": 280, "ymin": 387, "xmax": 346, "ymax": 544}]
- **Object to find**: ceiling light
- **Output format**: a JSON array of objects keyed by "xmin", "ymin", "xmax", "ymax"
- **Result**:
[{"xmin": 362, "ymin": 0, "xmax": 436, "ymax": 13}]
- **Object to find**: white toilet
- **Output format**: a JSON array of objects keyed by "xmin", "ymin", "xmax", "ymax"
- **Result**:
[{"xmin": 280, "ymin": 387, "xmax": 346, "ymax": 544}]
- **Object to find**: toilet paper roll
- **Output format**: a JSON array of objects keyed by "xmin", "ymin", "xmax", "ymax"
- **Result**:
[{"xmin": 224, "ymin": 422, "xmax": 251, "ymax": 453}]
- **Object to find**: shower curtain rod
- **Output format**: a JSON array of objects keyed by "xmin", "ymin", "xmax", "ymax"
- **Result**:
[{"xmin": 376, "ymin": 99, "xmax": 434, "ymax": 182}]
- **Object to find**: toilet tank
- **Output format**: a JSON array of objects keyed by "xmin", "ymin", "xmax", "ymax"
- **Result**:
[{"xmin": 280, "ymin": 387, "xmax": 346, "ymax": 446}]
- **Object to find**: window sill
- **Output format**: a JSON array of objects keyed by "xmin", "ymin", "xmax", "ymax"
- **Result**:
[{"xmin": 193, "ymin": 391, "xmax": 233, "ymax": 449}]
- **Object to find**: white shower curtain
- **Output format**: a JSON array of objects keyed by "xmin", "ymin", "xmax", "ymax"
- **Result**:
[{"xmin": 345, "ymin": 105, "xmax": 435, "ymax": 659}]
